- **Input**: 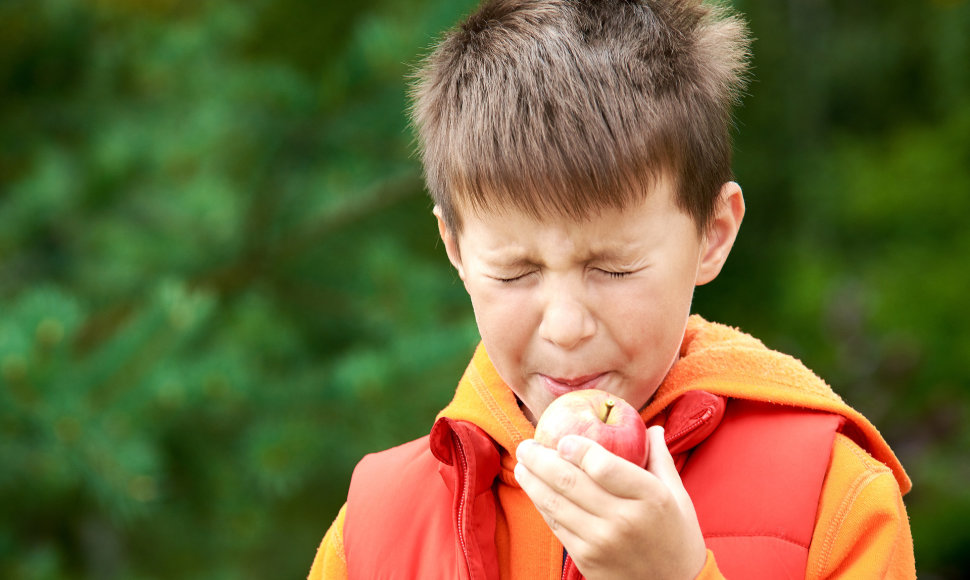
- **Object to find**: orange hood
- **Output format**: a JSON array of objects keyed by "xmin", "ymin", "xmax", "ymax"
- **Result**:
[{"xmin": 437, "ymin": 315, "xmax": 911, "ymax": 494}]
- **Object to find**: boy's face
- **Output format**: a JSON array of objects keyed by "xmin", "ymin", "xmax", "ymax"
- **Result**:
[{"xmin": 437, "ymin": 178, "xmax": 743, "ymax": 424}]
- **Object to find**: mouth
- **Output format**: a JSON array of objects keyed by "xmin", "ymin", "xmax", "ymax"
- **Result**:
[{"xmin": 541, "ymin": 373, "xmax": 607, "ymax": 396}]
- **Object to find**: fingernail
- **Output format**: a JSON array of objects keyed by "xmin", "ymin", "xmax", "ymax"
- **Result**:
[
  {"xmin": 513, "ymin": 462, "xmax": 525, "ymax": 482},
  {"xmin": 558, "ymin": 436, "xmax": 579, "ymax": 460}
]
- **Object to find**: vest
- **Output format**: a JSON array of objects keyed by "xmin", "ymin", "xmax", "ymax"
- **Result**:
[{"xmin": 343, "ymin": 393, "xmax": 845, "ymax": 579}]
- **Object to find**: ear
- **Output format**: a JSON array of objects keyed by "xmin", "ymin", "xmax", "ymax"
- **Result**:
[
  {"xmin": 695, "ymin": 182, "xmax": 745, "ymax": 286},
  {"xmin": 433, "ymin": 205, "xmax": 466, "ymax": 280}
]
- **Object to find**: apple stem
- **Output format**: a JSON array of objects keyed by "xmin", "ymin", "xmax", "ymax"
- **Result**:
[{"xmin": 604, "ymin": 399, "xmax": 615, "ymax": 422}]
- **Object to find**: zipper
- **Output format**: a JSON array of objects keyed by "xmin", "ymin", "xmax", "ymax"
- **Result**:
[
  {"xmin": 453, "ymin": 430, "xmax": 473, "ymax": 575},
  {"xmin": 665, "ymin": 405, "xmax": 715, "ymax": 448},
  {"xmin": 561, "ymin": 553, "xmax": 578, "ymax": 580}
]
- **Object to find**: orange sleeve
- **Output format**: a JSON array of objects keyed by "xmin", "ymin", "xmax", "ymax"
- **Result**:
[
  {"xmin": 308, "ymin": 504, "xmax": 349, "ymax": 580},
  {"xmin": 692, "ymin": 550, "xmax": 726, "ymax": 580},
  {"xmin": 806, "ymin": 433, "xmax": 916, "ymax": 579}
]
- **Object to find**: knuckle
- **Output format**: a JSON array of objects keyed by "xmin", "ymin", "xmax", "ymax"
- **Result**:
[
  {"xmin": 610, "ymin": 510, "xmax": 637, "ymax": 536},
  {"xmin": 569, "ymin": 541, "xmax": 595, "ymax": 565},
  {"xmin": 586, "ymin": 524, "xmax": 615, "ymax": 553},
  {"xmin": 540, "ymin": 493, "xmax": 562, "ymax": 515},
  {"xmin": 574, "ymin": 528, "xmax": 614, "ymax": 568},
  {"xmin": 656, "ymin": 490, "xmax": 679, "ymax": 514},
  {"xmin": 640, "ymin": 492, "xmax": 664, "ymax": 512},
  {"xmin": 584, "ymin": 454, "xmax": 614, "ymax": 481},
  {"xmin": 554, "ymin": 468, "xmax": 577, "ymax": 492}
]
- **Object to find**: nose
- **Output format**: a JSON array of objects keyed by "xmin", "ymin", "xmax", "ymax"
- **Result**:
[{"xmin": 538, "ymin": 287, "xmax": 596, "ymax": 350}]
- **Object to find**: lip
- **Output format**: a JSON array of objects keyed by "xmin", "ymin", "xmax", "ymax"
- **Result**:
[{"xmin": 541, "ymin": 373, "xmax": 607, "ymax": 397}]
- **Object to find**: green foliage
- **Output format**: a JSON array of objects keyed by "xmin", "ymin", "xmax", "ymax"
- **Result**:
[
  {"xmin": 1, "ymin": 0, "xmax": 967, "ymax": 577},
  {"xmin": 700, "ymin": 1, "xmax": 970, "ymax": 575}
]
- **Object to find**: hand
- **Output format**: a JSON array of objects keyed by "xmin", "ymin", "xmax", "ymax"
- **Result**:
[{"xmin": 514, "ymin": 426, "xmax": 707, "ymax": 580}]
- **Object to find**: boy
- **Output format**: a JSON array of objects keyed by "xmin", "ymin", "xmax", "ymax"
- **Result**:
[{"xmin": 310, "ymin": 0, "xmax": 916, "ymax": 578}]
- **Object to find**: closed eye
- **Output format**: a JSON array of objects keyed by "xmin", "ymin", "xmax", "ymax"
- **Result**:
[
  {"xmin": 495, "ymin": 273, "xmax": 532, "ymax": 284},
  {"xmin": 598, "ymin": 269, "xmax": 632, "ymax": 279}
]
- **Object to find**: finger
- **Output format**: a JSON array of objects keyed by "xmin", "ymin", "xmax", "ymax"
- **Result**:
[
  {"xmin": 516, "ymin": 439, "xmax": 614, "ymax": 515},
  {"xmin": 644, "ymin": 426, "xmax": 680, "ymax": 487},
  {"xmin": 644, "ymin": 426, "xmax": 696, "ymax": 509},
  {"xmin": 516, "ymin": 439, "xmax": 590, "ymax": 498},
  {"xmin": 514, "ymin": 458, "xmax": 624, "ymax": 561},
  {"xmin": 513, "ymin": 451, "xmax": 597, "ymax": 537},
  {"xmin": 557, "ymin": 435, "xmax": 653, "ymax": 499}
]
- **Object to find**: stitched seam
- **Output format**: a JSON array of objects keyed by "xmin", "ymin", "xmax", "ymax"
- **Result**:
[
  {"xmin": 814, "ymin": 438, "xmax": 884, "ymax": 578},
  {"xmin": 883, "ymin": 470, "xmax": 909, "ymax": 576},
  {"xmin": 704, "ymin": 532, "xmax": 809, "ymax": 549},
  {"xmin": 883, "ymin": 460, "xmax": 906, "ymax": 573},
  {"xmin": 843, "ymin": 435, "xmax": 892, "ymax": 474},
  {"xmin": 470, "ymin": 357, "xmax": 527, "ymax": 444}
]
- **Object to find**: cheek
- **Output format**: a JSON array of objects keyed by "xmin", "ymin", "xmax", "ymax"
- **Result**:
[
  {"xmin": 467, "ymin": 286, "xmax": 533, "ymax": 354},
  {"xmin": 604, "ymin": 282, "xmax": 692, "ymax": 357}
]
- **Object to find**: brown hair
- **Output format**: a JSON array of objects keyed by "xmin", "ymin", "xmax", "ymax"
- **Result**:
[{"xmin": 410, "ymin": 0, "xmax": 750, "ymax": 233}]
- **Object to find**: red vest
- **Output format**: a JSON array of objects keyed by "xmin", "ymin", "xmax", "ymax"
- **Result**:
[{"xmin": 343, "ymin": 394, "xmax": 844, "ymax": 579}]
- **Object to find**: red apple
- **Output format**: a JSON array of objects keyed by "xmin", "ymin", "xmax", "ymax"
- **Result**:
[{"xmin": 534, "ymin": 389, "xmax": 648, "ymax": 467}]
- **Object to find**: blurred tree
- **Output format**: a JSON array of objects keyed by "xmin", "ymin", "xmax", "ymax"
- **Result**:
[
  {"xmin": 701, "ymin": 0, "xmax": 970, "ymax": 576},
  {"xmin": 1, "ymin": 0, "xmax": 967, "ymax": 578},
  {"xmin": 1, "ymin": 0, "xmax": 480, "ymax": 577}
]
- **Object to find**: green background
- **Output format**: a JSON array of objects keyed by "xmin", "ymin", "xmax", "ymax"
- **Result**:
[{"xmin": 1, "ymin": 0, "xmax": 968, "ymax": 577}]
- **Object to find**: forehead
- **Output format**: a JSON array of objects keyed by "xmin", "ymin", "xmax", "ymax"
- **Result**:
[
  {"xmin": 445, "ymin": 162, "xmax": 679, "ymax": 235},
  {"xmin": 452, "ymin": 168, "xmax": 678, "ymax": 224},
  {"xmin": 455, "ymin": 175, "xmax": 696, "ymax": 257}
]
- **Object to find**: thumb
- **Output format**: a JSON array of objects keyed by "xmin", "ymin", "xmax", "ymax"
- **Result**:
[
  {"xmin": 645, "ymin": 426, "xmax": 700, "ymax": 519},
  {"xmin": 645, "ymin": 425, "xmax": 683, "ymax": 490}
]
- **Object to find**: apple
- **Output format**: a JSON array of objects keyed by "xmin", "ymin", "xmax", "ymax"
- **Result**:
[{"xmin": 534, "ymin": 389, "xmax": 648, "ymax": 467}]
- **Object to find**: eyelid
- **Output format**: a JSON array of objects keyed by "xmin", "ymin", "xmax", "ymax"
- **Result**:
[
  {"xmin": 593, "ymin": 264, "xmax": 642, "ymax": 278},
  {"xmin": 491, "ymin": 264, "xmax": 639, "ymax": 282},
  {"xmin": 596, "ymin": 268, "xmax": 632, "ymax": 279},
  {"xmin": 492, "ymin": 270, "xmax": 534, "ymax": 283}
]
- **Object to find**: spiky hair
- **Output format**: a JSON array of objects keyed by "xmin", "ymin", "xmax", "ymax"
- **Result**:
[{"xmin": 410, "ymin": 0, "xmax": 751, "ymax": 233}]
